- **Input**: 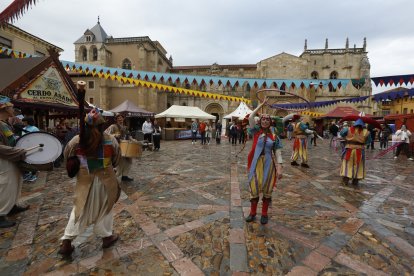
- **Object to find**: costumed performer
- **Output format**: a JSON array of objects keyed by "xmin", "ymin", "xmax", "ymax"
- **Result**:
[
  {"xmin": 245, "ymin": 98, "xmax": 283, "ymax": 225},
  {"xmin": 291, "ymin": 115, "xmax": 314, "ymax": 168},
  {"xmin": 105, "ymin": 113, "xmax": 134, "ymax": 182},
  {"xmin": 339, "ymin": 118, "xmax": 371, "ymax": 186},
  {"xmin": 59, "ymin": 108, "xmax": 121, "ymax": 255},
  {"xmin": 0, "ymin": 96, "xmax": 29, "ymax": 228}
]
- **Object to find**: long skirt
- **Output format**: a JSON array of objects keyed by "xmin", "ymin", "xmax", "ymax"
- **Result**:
[
  {"xmin": 291, "ymin": 138, "xmax": 308, "ymax": 164},
  {"xmin": 0, "ymin": 159, "xmax": 22, "ymax": 215},
  {"xmin": 62, "ymin": 176, "xmax": 113, "ymax": 240},
  {"xmin": 249, "ymin": 156, "xmax": 276, "ymax": 199},
  {"xmin": 340, "ymin": 148, "xmax": 366, "ymax": 179}
]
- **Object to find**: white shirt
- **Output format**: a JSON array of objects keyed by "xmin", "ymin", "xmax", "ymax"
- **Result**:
[{"xmin": 142, "ymin": 121, "xmax": 153, "ymax": 134}]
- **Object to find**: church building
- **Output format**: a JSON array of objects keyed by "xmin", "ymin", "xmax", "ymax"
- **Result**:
[{"xmin": 71, "ymin": 20, "xmax": 372, "ymax": 120}]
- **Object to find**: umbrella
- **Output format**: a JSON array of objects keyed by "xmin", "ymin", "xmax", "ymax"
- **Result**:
[{"xmin": 339, "ymin": 115, "xmax": 381, "ymax": 129}]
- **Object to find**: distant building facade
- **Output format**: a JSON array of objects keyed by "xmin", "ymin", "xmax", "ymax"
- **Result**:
[
  {"xmin": 72, "ymin": 20, "xmax": 372, "ymax": 119},
  {"xmin": 0, "ymin": 22, "xmax": 62, "ymax": 57}
]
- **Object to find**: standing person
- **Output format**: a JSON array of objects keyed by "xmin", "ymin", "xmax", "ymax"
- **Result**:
[
  {"xmin": 205, "ymin": 121, "xmax": 212, "ymax": 145},
  {"xmin": 22, "ymin": 117, "xmax": 40, "ymax": 133},
  {"xmin": 394, "ymin": 125, "xmax": 413, "ymax": 160},
  {"xmin": 230, "ymin": 121, "xmax": 238, "ymax": 145},
  {"xmin": 245, "ymin": 99, "xmax": 283, "ymax": 225},
  {"xmin": 379, "ymin": 124, "xmax": 391, "ymax": 150},
  {"xmin": 338, "ymin": 122, "xmax": 349, "ymax": 152},
  {"xmin": 59, "ymin": 108, "xmax": 121, "ymax": 255},
  {"xmin": 237, "ymin": 121, "xmax": 245, "ymax": 144},
  {"xmin": 291, "ymin": 116, "xmax": 314, "ymax": 168},
  {"xmin": 215, "ymin": 121, "xmax": 222, "ymax": 144},
  {"xmin": 152, "ymin": 120, "xmax": 161, "ymax": 151},
  {"xmin": 105, "ymin": 114, "xmax": 133, "ymax": 182},
  {"xmin": 340, "ymin": 119, "xmax": 371, "ymax": 186},
  {"xmin": 0, "ymin": 96, "xmax": 29, "ymax": 228},
  {"xmin": 227, "ymin": 122, "xmax": 232, "ymax": 143},
  {"xmin": 198, "ymin": 120, "xmax": 207, "ymax": 145},
  {"xmin": 22, "ymin": 117, "xmax": 40, "ymax": 182},
  {"xmin": 367, "ymin": 125, "xmax": 377, "ymax": 150},
  {"xmin": 142, "ymin": 118, "xmax": 153, "ymax": 143},
  {"xmin": 286, "ymin": 122, "xmax": 293, "ymax": 140},
  {"xmin": 191, "ymin": 120, "xmax": 198, "ymax": 145},
  {"xmin": 329, "ymin": 121, "xmax": 339, "ymax": 147}
]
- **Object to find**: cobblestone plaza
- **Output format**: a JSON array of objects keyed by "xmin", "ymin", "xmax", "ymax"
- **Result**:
[{"xmin": 1, "ymin": 139, "xmax": 414, "ymax": 275}]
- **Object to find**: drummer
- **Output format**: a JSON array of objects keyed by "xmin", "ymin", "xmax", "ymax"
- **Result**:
[
  {"xmin": 105, "ymin": 113, "xmax": 134, "ymax": 182},
  {"xmin": 0, "ymin": 96, "xmax": 29, "ymax": 228}
]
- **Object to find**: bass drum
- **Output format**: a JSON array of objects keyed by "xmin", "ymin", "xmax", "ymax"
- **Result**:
[{"xmin": 15, "ymin": 132, "xmax": 63, "ymax": 171}]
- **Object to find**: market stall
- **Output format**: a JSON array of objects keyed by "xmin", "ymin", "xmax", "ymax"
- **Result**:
[
  {"xmin": 107, "ymin": 99, "xmax": 154, "ymax": 135},
  {"xmin": 0, "ymin": 50, "xmax": 87, "ymax": 131},
  {"xmin": 155, "ymin": 105, "xmax": 216, "ymax": 140}
]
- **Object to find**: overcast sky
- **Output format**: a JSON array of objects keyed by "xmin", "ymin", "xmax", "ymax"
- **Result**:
[{"xmin": 2, "ymin": 0, "xmax": 413, "ymax": 92}]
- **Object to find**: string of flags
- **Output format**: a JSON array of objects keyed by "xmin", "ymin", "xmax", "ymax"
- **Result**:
[{"xmin": 2, "ymin": 46, "xmax": 414, "ymax": 111}]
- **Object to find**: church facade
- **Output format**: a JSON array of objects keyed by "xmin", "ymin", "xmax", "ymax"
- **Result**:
[{"xmin": 71, "ymin": 21, "xmax": 372, "ymax": 120}]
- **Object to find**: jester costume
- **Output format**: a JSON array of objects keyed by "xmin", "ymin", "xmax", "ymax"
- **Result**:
[
  {"xmin": 339, "ymin": 119, "xmax": 371, "ymax": 185},
  {"xmin": 60, "ymin": 108, "xmax": 121, "ymax": 254},
  {"xmin": 0, "ymin": 97, "xmax": 27, "ymax": 228},
  {"xmin": 291, "ymin": 120, "xmax": 312, "ymax": 167},
  {"xmin": 246, "ymin": 124, "xmax": 283, "ymax": 224}
]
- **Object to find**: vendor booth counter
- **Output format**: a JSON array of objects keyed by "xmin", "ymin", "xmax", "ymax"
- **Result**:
[{"xmin": 163, "ymin": 128, "xmax": 189, "ymax": 140}]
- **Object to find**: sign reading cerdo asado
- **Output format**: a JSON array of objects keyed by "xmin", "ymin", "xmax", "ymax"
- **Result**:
[{"xmin": 20, "ymin": 67, "xmax": 77, "ymax": 106}]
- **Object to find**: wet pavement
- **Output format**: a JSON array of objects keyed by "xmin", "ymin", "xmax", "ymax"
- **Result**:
[{"xmin": 1, "ymin": 138, "xmax": 414, "ymax": 275}]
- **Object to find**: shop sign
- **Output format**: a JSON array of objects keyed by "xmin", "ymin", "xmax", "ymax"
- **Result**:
[{"xmin": 20, "ymin": 67, "xmax": 77, "ymax": 106}]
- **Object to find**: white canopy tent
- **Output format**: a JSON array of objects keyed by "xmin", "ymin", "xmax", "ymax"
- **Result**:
[
  {"xmin": 155, "ymin": 105, "xmax": 216, "ymax": 120},
  {"xmin": 223, "ymin": 102, "xmax": 253, "ymax": 120}
]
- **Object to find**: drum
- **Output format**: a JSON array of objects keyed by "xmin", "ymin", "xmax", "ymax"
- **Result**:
[
  {"xmin": 15, "ymin": 132, "xmax": 63, "ymax": 171},
  {"xmin": 119, "ymin": 140, "xmax": 142, "ymax": 158}
]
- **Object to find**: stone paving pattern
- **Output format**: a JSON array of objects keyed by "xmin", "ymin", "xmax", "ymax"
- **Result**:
[{"xmin": 1, "ymin": 138, "xmax": 414, "ymax": 275}]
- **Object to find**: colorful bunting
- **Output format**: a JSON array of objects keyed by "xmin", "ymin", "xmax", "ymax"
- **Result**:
[
  {"xmin": 372, "ymin": 74, "xmax": 414, "ymax": 87},
  {"xmin": 61, "ymin": 60, "xmax": 350, "ymax": 90}
]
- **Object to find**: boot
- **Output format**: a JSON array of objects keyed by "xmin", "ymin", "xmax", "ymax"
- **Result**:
[
  {"xmin": 260, "ymin": 197, "xmax": 271, "ymax": 225},
  {"xmin": 301, "ymin": 163, "xmax": 310, "ymax": 168},
  {"xmin": 351, "ymin": 178, "xmax": 359, "ymax": 186},
  {"xmin": 291, "ymin": 161, "xmax": 299, "ymax": 166},
  {"xmin": 58, "ymin": 239, "xmax": 74, "ymax": 256},
  {"xmin": 342, "ymin": 177, "xmax": 349, "ymax": 185},
  {"xmin": 245, "ymin": 198, "xmax": 259, "ymax": 222},
  {"xmin": 0, "ymin": 216, "xmax": 16, "ymax": 228},
  {"xmin": 102, "ymin": 234, "xmax": 119, "ymax": 248},
  {"xmin": 8, "ymin": 204, "xmax": 30, "ymax": 216}
]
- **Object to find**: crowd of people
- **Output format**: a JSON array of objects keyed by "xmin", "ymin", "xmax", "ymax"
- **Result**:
[{"xmin": 1, "ymin": 93, "xmax": 413, "ymax": 256}]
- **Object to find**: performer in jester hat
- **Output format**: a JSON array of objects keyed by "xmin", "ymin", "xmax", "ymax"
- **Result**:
[
  {"xmin": 59, "ymin": 108, "xmax": 121, "ymax": 255},
  {"xmin": 290, "ymin": 115, "xmax": 314, "ymax": 168},
  {"xmin": 339, "ymin": 118, "xmax": 371, "ymax": 186},
  {"xmin": 245, "ymin": 99, "xmax": 283, "ymax": 225}
]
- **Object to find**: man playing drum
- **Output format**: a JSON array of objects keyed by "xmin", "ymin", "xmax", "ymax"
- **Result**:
[
  {"xmin": 105, "ymin": 113, "xmax": 134, "ymax": 182},
  {"xmin": 0, "ymin": 96, "xmax": 29, "ymax": 228},
  {"xmin": 59, "ymin": 108, "xmax": 121, "ymax": 255}
]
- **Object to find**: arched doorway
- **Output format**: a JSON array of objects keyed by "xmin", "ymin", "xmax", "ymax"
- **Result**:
[{"xmin": 205, "ymin": 103, "xmax": 224, "ymax": 123}]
